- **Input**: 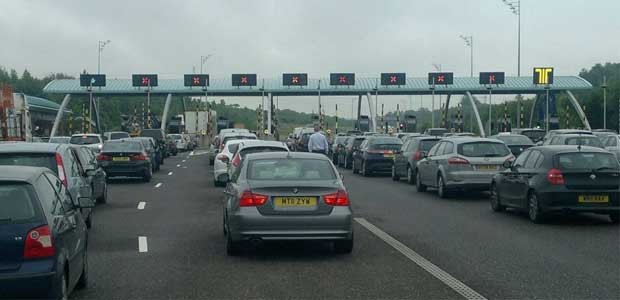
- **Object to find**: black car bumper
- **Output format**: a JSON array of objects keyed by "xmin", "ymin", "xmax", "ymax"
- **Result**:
[
  {"xmin": 365, "ymin": 158, "xmax": 394, "ymax": 172},
  {"xmin": 101, "ymin": 161, "xmax": 150, "ymax": 177},
  {"xmin": 538, "ymin": 191, "xmax": 620, "ymax": 214}
]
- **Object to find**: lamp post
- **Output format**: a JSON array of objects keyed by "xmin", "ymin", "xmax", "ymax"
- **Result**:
[
  {"xmin": 94, "ymin": 40, "xmax": 110, "ymax": 133},
  {"xmin": 502, "ymin": 0, "xmax": 522, "ymax": 127},
  {"xmin": 97, "ymin": 40, "xmax": 111, "ymax": 74},
  {"xmin": 200, "ymin": 55, "xmax": 213, "ymax": 74},
  {"xmin": 459, "ymin": 35, "xmax": 473, "ymax": 77},
  {"xmin": 602, "ymin": 76, "xmax": 607, "ymax": 129}
]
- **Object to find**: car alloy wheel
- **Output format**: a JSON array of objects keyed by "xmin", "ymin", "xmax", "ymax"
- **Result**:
[
  {"xmin": 391, "ymin": 165, "xmax": 399, "ymax": 181},
  {"xmin": 361, "ymin": 161, "xmax": 368, "ymax": 177},
  {"xmin": 490, "ymin": 184, "xmax": 505, "ymax": 212},
  {"xmin": 407, "ymin": 167, "xmax": 415, "ymax": 185},
  {"xmin": 416, "ymin": 171, "xmax": 426, "ymax": 192},
  {"xmin": 437, "ymin": 176, "xmax": 447, "ymax": 198},
  {"xmin": 528, "ymin": 192, "xmax": 544, "ymax": 223}
]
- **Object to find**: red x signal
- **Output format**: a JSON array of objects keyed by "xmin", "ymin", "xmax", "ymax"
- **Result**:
[
  {"xmin": 292, "ymin": 76, "xmax": 299, "ymax": 83},
  {"xmin": 241, "ymin": 76, "xmax": 248, "ymax": 84},
  {"xmin": 339, "ymin": 76, "xmax": 347, "ymax": 83},
  {"xmin": 437, "ymin": 75, "xmax": 445, "ymax": 83},
  {"xmin": 193, "ymin": 77, "xmax": 200, "ymax": 84},
  {"xmin": 390, "ymin": 76, "xmax": 397, "ymax": 83},
  {"xmin": 489, "ymin": 75, "xmax": 496, "ymax": 84},
  {"xmin": 141, "ymin": 77, "xmax": 150, "ymax": 85}
]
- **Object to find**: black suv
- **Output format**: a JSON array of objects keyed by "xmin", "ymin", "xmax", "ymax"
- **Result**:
[{"xmin": 139, "ymin": 129, "xmax": 167, "ymax": 164}]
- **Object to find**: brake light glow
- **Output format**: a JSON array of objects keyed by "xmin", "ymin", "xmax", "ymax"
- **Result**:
[
  {"xmin": 231, "ymin": 153, "xmax": 241, "ymax": 167},
  {"xmin": 131, "ymin": 153, "xmax": 148, "ymax": 161},
  {"xmin": 24, "ymin": 225, "xmax": 55, "ymax": 259},
  {"xmin": 97, "ymin": 153, "xmax": 112, "ymax": 161},
  {"xmin": 55, "ymin": 153, "xmax": 68, "ymax": 187},
  {"xmin": 239, "ymin": 191, "xmax": 268, "ymax": 206},
  {"xmin": 324, "ymin": 190, "xmax": 350, "ymax": 206},
  {"xmin": 216, "ymin": 154, "xmax": 229, "ymax": 163},
  {"xmin": 546, "ymin": 168, "xmax": 565, "ymax": 185},
  {"xmin": 448, "ymin": 157, "xmax": 470, "ymax": 165},
  {"xmin": 413, "ymin": 151, "xmax": 422, "ymax": 160}
]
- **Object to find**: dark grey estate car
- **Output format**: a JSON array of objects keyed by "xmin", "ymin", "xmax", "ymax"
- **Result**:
[
  {"xmin": 222, "ymin": 152, "xmax": 353, "ymax": 256},
  {"xmin": 392, "ymin": 136, "xmax": 441, "ymax": 184}
]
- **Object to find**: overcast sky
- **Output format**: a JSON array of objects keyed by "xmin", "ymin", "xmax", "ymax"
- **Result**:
[{"xmin": 1, "ymin": 0, "xmax": 619, "ymax": 116}]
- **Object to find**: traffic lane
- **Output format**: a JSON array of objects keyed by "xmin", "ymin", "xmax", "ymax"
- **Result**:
[
  {"xmin": 341, "ymin": 169, "xmax": 620, "ymax": 300},
  {"xmin": 74, "ymin": 152, "xmax": 462, "ymax": 300},
  {"xmin": 71, "ymin": 154, "xmax": 187, "ymax": 299}
]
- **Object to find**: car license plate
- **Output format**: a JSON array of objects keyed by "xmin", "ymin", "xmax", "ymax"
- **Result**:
[
  {"xmin": 274, "ymin": 197, "xmax": 317, "ymax": 207},
  {"xmin": 578, "ymin": 195, "xmax": 609, "ymax": 203},
  {"xmin": 113, "ymin": 157, "xmax": 130, "ymax": 161},
  {"xmin": 476, "ymin": 165, "xmax": 498, "ymax": 171}
]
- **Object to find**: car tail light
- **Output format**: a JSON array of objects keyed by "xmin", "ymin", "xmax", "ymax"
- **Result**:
[
  {"xmin": 24, "ymin": 225, "xmax": 55, "ymax": 259},
  {"xmin": 324, "ymin": 190, "xmax": 350, "ymax": 206},
  {"xmin": 239, "ymin": 191, "xmax": 268, "ymax": 207},
  {"xmin": 97, "ymin": 153, "xmax": 112, "ymax": 161},
  {"xmin": 131, "ymin": 153, "xmax": 147, "ymax": 161},
  {"xmin": 367, "ymin": 150, "xmax": 385, "ymax": 154},
  {"xmin": 413, "ymin": 151, "xmax": 422, "ymax": 160},
  {"xmin": 220, "ymin": 143, "xmax": 225, "ymax": 151},
  {"xmin": 231, "ymin": 153, "xmax": 241, "ymax": 167},
  {"xmin": 546, "ymin": 168, "xmax": 565, "ymax": 185},
  {"xmin": 448, "ymin": 157, "xmax": 470, "ymax": 165},
  {"xmin": 55, "ymin": 153, "xmax": 68, "ymax": 187},
  {"xmin": 216, "ymin": 154, "xmax": 229, "ymax": 163}
]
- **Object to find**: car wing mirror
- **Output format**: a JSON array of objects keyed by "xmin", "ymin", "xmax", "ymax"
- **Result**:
[
  {"xmin": 77, "ymin": 196, "xmax": 95, "ymax": 208},
  {"xmin": 502, "ymin": 160, "xmax": 513, "ymax": 169}
]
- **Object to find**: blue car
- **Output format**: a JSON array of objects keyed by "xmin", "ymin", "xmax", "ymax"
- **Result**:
[{"xmin": 0, "ymin": 166, "xmax": 94, "ymax": 299}]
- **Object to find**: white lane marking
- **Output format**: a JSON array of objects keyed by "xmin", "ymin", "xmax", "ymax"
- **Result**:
[
  {"xmin": 137, "ymin": 202, "xmax": 146, "ymax": 210},
  {"xmin": 168, "ymin": 171, "xmax": 173, "ymax": 176},
  {"xmin": 176, "ymin": 164, "xmax": 181, "ymax": 167},
  {"xmin": 190, "ymin": 151, "xmax": 195, "ymax": 156},
  {"xmin": 182, "ymin": 166, "xmax": 187, "ymax": 169},
  {"xmin": 355, "ymin": 218, "xmax": 487, "ymax": 300},
  {"xmin": 138, "ymin": 236, "xmax": 148, "ymax": 253},
  {"xmin": 182, "ymin": 159, "xmax": 186, "ymax": 162},
  {"xmin": 155, "ymin": 182, "xmax": 162, "ymax": 188}
]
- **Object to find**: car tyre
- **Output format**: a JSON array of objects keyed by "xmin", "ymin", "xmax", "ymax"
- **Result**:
[
  {"xmin": 528, "ymin": 191, "xmax": 545, "ymax": 223},
  {"xmin": 85, "ymin": 212, "xmax": 93, "ymax": 229},
  {"xmin": 97, "ymin": 183, "xmax": 107, "ymax": 204},
  {"xmin": 344, "ymin": 157, "xmax": 350, "ymax": 169},
  {"xmin": 416, "ymin": 170, "xmax": 427, "ymax": 192},
  {"xmin": 226, "ymin": 233, "xmax": 242, "ymax": 256},
  {"xmin": 76, "ymin": 249, "xmax": 88, "ymax": 289},
  {"xmin": 352, "ymin": 160, "xmax": 358, "ymax": 174},
  {"xmin": 609, "ymin": 212, "xmax": 619, "ymax": 224},
  {"xmin": 209, "ymin": 158, "xmax": 214, "ymax": 166},
  {"xmin": 144, "ymin": 168, "xmax": 152, "ymax": 183},
  {"xmin": 490, "ymin": 183, "xmax": 505, "ymax": 212},
  {"xmin": 361, "ymin": 161, "xmax": 369, "ymax": 177},
  {"xmin": 334, "ymin": 234, "xmax": 354, "ymax": 254},
  {"xmin": 391, "ymin": 165, "xmax": 400, "ymax": 181},
  {"xmin": 437, "ymin": 175, "xmax": 449, "ymax": 198},
  {"xmin": 406, "ymin": 166, "xmax": 415, "ymax": 185}
]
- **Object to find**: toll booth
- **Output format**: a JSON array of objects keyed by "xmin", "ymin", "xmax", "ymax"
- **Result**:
[{"xmin": 357, "ymin": 115, "xmax": 370, "ymax": 132}]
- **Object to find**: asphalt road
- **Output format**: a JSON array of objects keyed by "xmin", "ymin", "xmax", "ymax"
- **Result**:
[{"xmin": 72, "ymin": 150, "xmax": 619, "ymax": 300}]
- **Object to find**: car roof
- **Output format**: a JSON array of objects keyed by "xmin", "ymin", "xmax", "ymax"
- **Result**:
[
  {"xmin": 238, "ymin": 140, "xmax": 287, "ymax": 149},
  {"xmin": 0, "ymin": 142, "xmax": 62, "ymax": 153},
  {"xmin": 245, "ymin": 151, "xmax": 330, "ymax": 160},
  {"xmin": 71, "ymin": 133, "xmax": 101, "ymax": 137},
  {"xmin": 105, "ymin": 131, "xmax": 127, "ymax": 134},
  {"xmin": 530, "ymin": 145, "xmax": 610, "ymax": 154},
  {"xmin": 444, "ymin": 137, "xmax": 506, "ymax": 144},
  {"xmin": 221, "ymin": 132, "xmax": 256, "ymax": 138},
  {"xmin": 0, "ymin": 165, "xmax": 50, "ymax": 183},
  {"xmin": 549, "ymin": 129, "xmax": 592, "ymax": 134},
  {"xmin": 555, "ymin": 134, "xmax": 599, "ymax": 138}
]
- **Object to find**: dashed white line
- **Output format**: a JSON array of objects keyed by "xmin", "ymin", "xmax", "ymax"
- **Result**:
[
  {"xmin": 155, "ymin": 182, "xmax": 162, "ymax": 188},
  {"xmin": 137, "ymin": 202, "xmax": 146, "ymax": 210},
  {"xmin": 354, "ymin": 218, "xmax": 487, "ymax": 300},
  {"xmin": 182, "ymin": 159, "xmax": 186, "ymax": 162},
  {"xmin": 176, "ymin": 164, "xmax": 181, "ymax": 167},
  {"xmin": 168, "ymin": 171, "xmax": 173, "ymax": 176},
  {"xmin": 138, "ymin": 236, "xmax": 148, "ymax": 253},
  {"xmin": 182, "ymin": 166, "xmax": 187, "ymax": 169},
  {"xmin": 190, "ymin": 151, "xmax": 195, "ymax": 156}
]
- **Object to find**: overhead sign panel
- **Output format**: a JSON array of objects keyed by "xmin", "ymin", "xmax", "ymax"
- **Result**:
[
  {"xmin": 479, "ymin": 72, "xmax": 505, "ymax": 85},
  {"xmin": 232, "ymin": 74, "xmax": 257, "ymax": 86},
  {"xmin": 79, "ymin": 74, "xmax": 106, "ymax": 87},
  {"xmin": 132, "ymin": 74, "xmax": 158, "ymax": 87},
  {"xmin": 533, "ymin": 67, "xmax": 554, "ymax": 85},
  {"xmin": 282, "ymin": 73, "xmax": 308, "ymax": 86},
  {"xmin": 381, "ymin": 73, "xmax": 406, "ymax": 86},
  {"xmin": 428, "ymin": 72, "xmax": 454, "ymax": 85},
  {"xmin": 330, "ymin": 73, "xmax": 355, "ymax": 86},
  {"xmin": 184, "ymin": 74, "xmax": 210, "ymax": 87}
]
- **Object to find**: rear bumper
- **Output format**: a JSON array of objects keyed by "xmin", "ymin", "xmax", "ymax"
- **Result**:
[
  {"xmin": 102, "ymin": 162, "xmax": 150, "ymax": 177},
  {"xmin": 228, "ymin": 207, "xmax": 353, "ymax": 241},
  {"xmin": 445, "ymin": 170, "xmax": 498, "ymax": 190},
  {"xmin": 365, "ymin": 158, "xmax": 394, "ymax": 172},
  {"xmin": 537, "ymin": 192, "xmax": 620, "ymax": 214},
  {"xmin": 0, "ymin": 271, "xmax": 56, "ymax": 298}
]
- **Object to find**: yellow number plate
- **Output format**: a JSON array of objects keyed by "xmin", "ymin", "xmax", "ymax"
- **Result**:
[
  {"xmin": 274, "ymin": 197, "xmax": 317, "ymax": 207},
  {"xmin": 476, "ymin": 165, "xmax": 498, "ymax": 171},
  {"xmin": 113, "ymin": 157, "xmax": 130, "ymax": 161},
  {"xmin": 578, "ymin": 195, "xmax": 609, "ymax": 203}
]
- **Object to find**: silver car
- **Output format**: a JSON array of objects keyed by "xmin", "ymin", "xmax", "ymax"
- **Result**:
[
  {"xmin": 603, "ymin": 135, "xmax": 620, "ymax": 161},
  {"xmin": 416, "ymin": 137, "xmax": 514, "ymax": 198},
  {"xmin": 222, "ymin": 152, "xmax": 353, "ymax": 255}
]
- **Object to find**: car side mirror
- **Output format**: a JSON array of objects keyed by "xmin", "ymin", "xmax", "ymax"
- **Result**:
[
  {"xmin": 502, "ymin": 160, "xmax": 513, "ymax": 169},
  {"xmin": 77, "ymin": 196, "xmax": 95, "ymax": 208}
]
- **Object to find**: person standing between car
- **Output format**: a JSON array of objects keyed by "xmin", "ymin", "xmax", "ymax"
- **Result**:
[{"xmin": 308, "ymin": 124, "xmax": 329, "ymax": 155}]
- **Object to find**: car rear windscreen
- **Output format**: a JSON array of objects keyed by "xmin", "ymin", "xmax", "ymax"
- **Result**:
[
  {"xmin": 563, "ymin": 137, "xmax": 603, "ymax": 148},
  {"xmin": 369, "ymin": 140, "xmax": 402, "ymax": 151},
  {"xmin": 49, "ymin": 137, "xmax": 70, "ymax": 144},
  {"xmin": 0, "ymin": 183, "xmax": 37, "ymax": 223},
  {"xmin": 0, "ymin": 153, "xmax": 57, "ymax": 174},
  {"xmin": 223, "ymin": 136, "xmax": 257, "ymax": 145},
  {"xmin": 557, "ymin": 152, "xmax": 620, "ymax": 170},
  {"xmin": 103, "ymin": 141, "xmax": 142, "ymax": 152},
  {"xmin": 420, "ymin": 140, "xmax": 440, "ymax": 151},
  {"xmin": 522, "ymin": 131, "xmax": 546, "ymax": 141},
  {"xmin": 140, "ymin": 130, "xmax": 164, "ymax": 140},
  {"xmin": 169, "ymin": 135, "xmax": 182, "ymax": 140},
  {"xmin": 458, "ymin": 142, "xmax": 511, "ymax": 157},
  {"xmin": 110, "ymin": 133, "xmax": 130, "ymax": 140},
  {"xmin": 70, "ymin": 136, "xmax": 100, "ymax": 145},
  {"xmin": 497, "ymin": 135, "xmax": 533, "ymax": 145},
  {"xmin": 352, "ymin": 139, "xmax": 365, "ymax": 147},
  {"xmin": 240, "ymin": 147, "xmax": 287, "ymax": 158},
  {"xmin": 248, "ymin": 158, "xmax": 336, "ymax": 180}
]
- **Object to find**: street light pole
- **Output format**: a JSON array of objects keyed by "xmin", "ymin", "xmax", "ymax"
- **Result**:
[
  {"xmin": 459, "ymin": 35, "xmax": 473, "ymax": 77},
  {"xmin": 97, "ymin": 40, "xmax": 111, "ymax": 75},
  {"xmin": 602, "ymin": 76, "xmax": 607, "ymax": 129},
  {"xmin": 200, "ymin": 54, "xmax": 213, "ymax": 74},
  {"xmin": 502, "ymin": 0, "xmax": 521, "ymax": 126}
]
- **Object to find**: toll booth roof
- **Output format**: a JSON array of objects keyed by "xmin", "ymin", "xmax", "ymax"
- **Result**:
[{"xmin": 43, "ymin": 76, "xmax": 592, "ymax": 97}]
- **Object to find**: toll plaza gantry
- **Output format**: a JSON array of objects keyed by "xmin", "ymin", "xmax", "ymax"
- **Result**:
[{"xmin": 43, "ymin": 69, "xmax": 593, "ymax": 138}]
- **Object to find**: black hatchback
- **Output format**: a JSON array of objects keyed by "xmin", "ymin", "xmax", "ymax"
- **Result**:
[{"xmin": 490, "ymin": 145, "xmax": 620, "ymax": 223}]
